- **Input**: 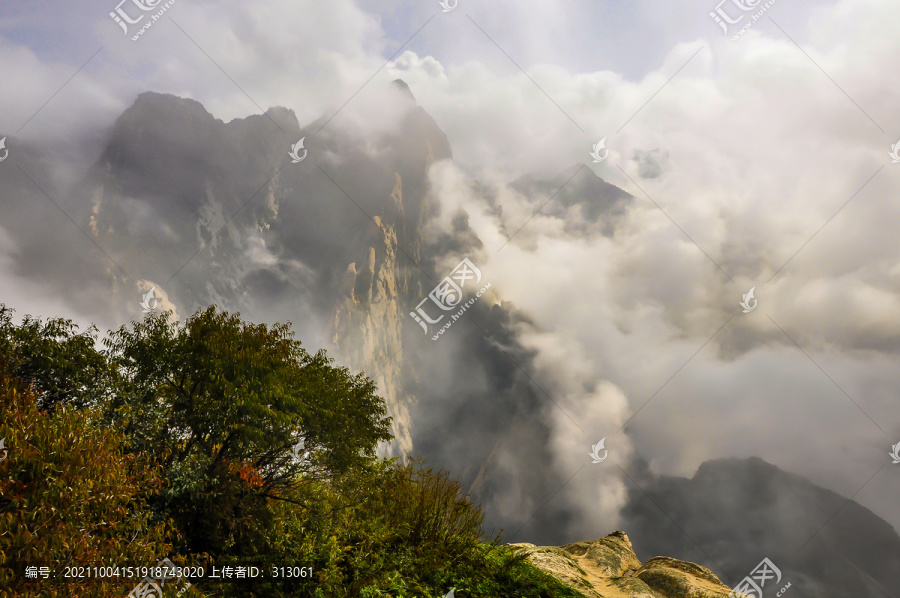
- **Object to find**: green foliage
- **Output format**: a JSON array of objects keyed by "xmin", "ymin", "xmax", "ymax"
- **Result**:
[
  {"xmin": 0, "ymin": 303, "xmax": 585, "ymax": 598},
  {"xmin": 238, "ymin": 459, "xmax": 584, "ymax": 598},
  {"xmin": 0, "ymin": 305, "xmax": 117, "ymax": 411},
  {"xmin": 101, "ymin": 307, "xmax": 393, "ymax": 556}
]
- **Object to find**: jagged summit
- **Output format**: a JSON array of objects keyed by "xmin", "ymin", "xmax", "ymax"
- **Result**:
[
  {"xmin": 117, "ymin": 91, "xmax": 301, "ymax": 132},
  {"xmin": 129, "ymin": 91, "xmax": 214, "ymax": 119},
  {"xmin": 511, "ymin": 531, "xmax": 734, "ymax": 597}
]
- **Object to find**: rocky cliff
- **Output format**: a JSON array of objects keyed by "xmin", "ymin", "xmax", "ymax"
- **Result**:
[
  {"xmin": 329, "ymin": 80, "xmax": 453, "ymax": 458},
  {"xmin": 512, "ymin": 531, "xmax": 734, "ymax": 598},
  {"xmin": 79, "ymin": 83, "xmax": 455, "ymax": 459}
]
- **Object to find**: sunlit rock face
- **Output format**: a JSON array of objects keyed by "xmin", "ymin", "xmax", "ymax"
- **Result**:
[
  {"xmin": 511, "ymin": 531, "xmax": 734, "ymax": 598},
  {"xmin": 328, "ymin": 81, "xmax": 454, "ymax": 459}
]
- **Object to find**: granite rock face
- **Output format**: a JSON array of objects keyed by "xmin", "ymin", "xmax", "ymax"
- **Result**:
[
  {"xmin": 328, "ymin": 83, "xmax": 454, "ymax": 459},
  {"xmin": 510, "ymin": 531, "xmax": 734, "ymax": 598}
]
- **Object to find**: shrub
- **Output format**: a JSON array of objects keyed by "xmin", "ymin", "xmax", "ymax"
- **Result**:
[
  {"xmin": 0, "ymin": 354, "xmax": 178, "ymax": 597},
  {"xmin": 235, "ymin": 459, "xmax": 584, "ymax": 598}
]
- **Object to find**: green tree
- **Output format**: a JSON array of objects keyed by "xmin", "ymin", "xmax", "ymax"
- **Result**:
[
  {"xmin": 0, "ymin": 305, "xmax": 117, "ymax": 412},
  {"xmin": 103, "ymin": 307, "xmax": 392, "ymax": 555}
]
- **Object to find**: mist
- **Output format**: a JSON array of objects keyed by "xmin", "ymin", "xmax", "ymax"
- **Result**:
[{"xmin": 1, "ymin": 1, "xmax": 899, "ymax": 593}]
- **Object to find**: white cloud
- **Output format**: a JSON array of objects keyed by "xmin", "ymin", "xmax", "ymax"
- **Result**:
[{"xmin": 1, "ymin": 0, "xmax": 898, "ymax": 538}]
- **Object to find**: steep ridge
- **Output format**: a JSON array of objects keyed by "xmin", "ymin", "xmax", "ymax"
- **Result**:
[
  {"xmin": 329, "ymin": 80, "xmax": 453, "ymax": 458},
  {"xmin": 79, "ymin": 83, "xmax": 634, "ymax": 470},
  {"xmin": 620, "ymin": 457, "xmax": 900, "ymax": 597}
]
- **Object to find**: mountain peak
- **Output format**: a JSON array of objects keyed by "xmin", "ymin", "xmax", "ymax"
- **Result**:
[
  {"xmin": 121, "ymin": 91, "xmax": 218, "ymax": 127},
  {"xmin": 390, "ymin": 78, "xmax": 416, "ymax": 101},
  {"xmin": 621, "ymin": 456, "xmax": 900, "ymax": 597},
  {"xmin": 120, "ymin": 91, "xmax": 301, "ymax": 135}
]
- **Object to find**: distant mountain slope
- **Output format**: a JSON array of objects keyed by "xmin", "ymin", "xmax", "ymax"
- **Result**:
[
  {"xmin": 511, "ymin": 164, "xmax": 633, "ymax": 237},
  {"xmin": 620, "ymin": 457, "xmax": 900, "ymax": 597}
]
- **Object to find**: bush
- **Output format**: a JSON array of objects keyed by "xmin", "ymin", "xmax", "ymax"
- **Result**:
[
  {"xmin": 237, "ymin": 459, "xmax": 584, "ymax": 597},
  {"xmin": 0, "ymin": 354, "xmax": 178, "ymax": 597}
]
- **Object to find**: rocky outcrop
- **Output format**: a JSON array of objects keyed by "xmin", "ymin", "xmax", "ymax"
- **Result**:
[
  {"xmin": 510, "ymin": 531, "xmax": 733, "ymax": 598},
  {"xmin": 329, "ymin": 83, "xmax": 453, "ymax": 459},
  {"xmin": 331, "ymin": 212, "xmax": 415, "ymax": 458}
]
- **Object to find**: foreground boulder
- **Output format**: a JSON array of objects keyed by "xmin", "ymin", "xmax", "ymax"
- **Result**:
[{"xmin": 509, "ymin": 531, "xmax": 733, "ymax": 598}]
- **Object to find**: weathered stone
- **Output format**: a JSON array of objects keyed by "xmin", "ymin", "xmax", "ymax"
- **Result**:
[{"xmin": 510, "ymin": 531, "xmax": 733, "ymax": 598}]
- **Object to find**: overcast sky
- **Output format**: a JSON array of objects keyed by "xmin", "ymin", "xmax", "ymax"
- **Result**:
[{"xmin": 1, "ymin": 0, "xmax": 899, "ymax": 552}]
